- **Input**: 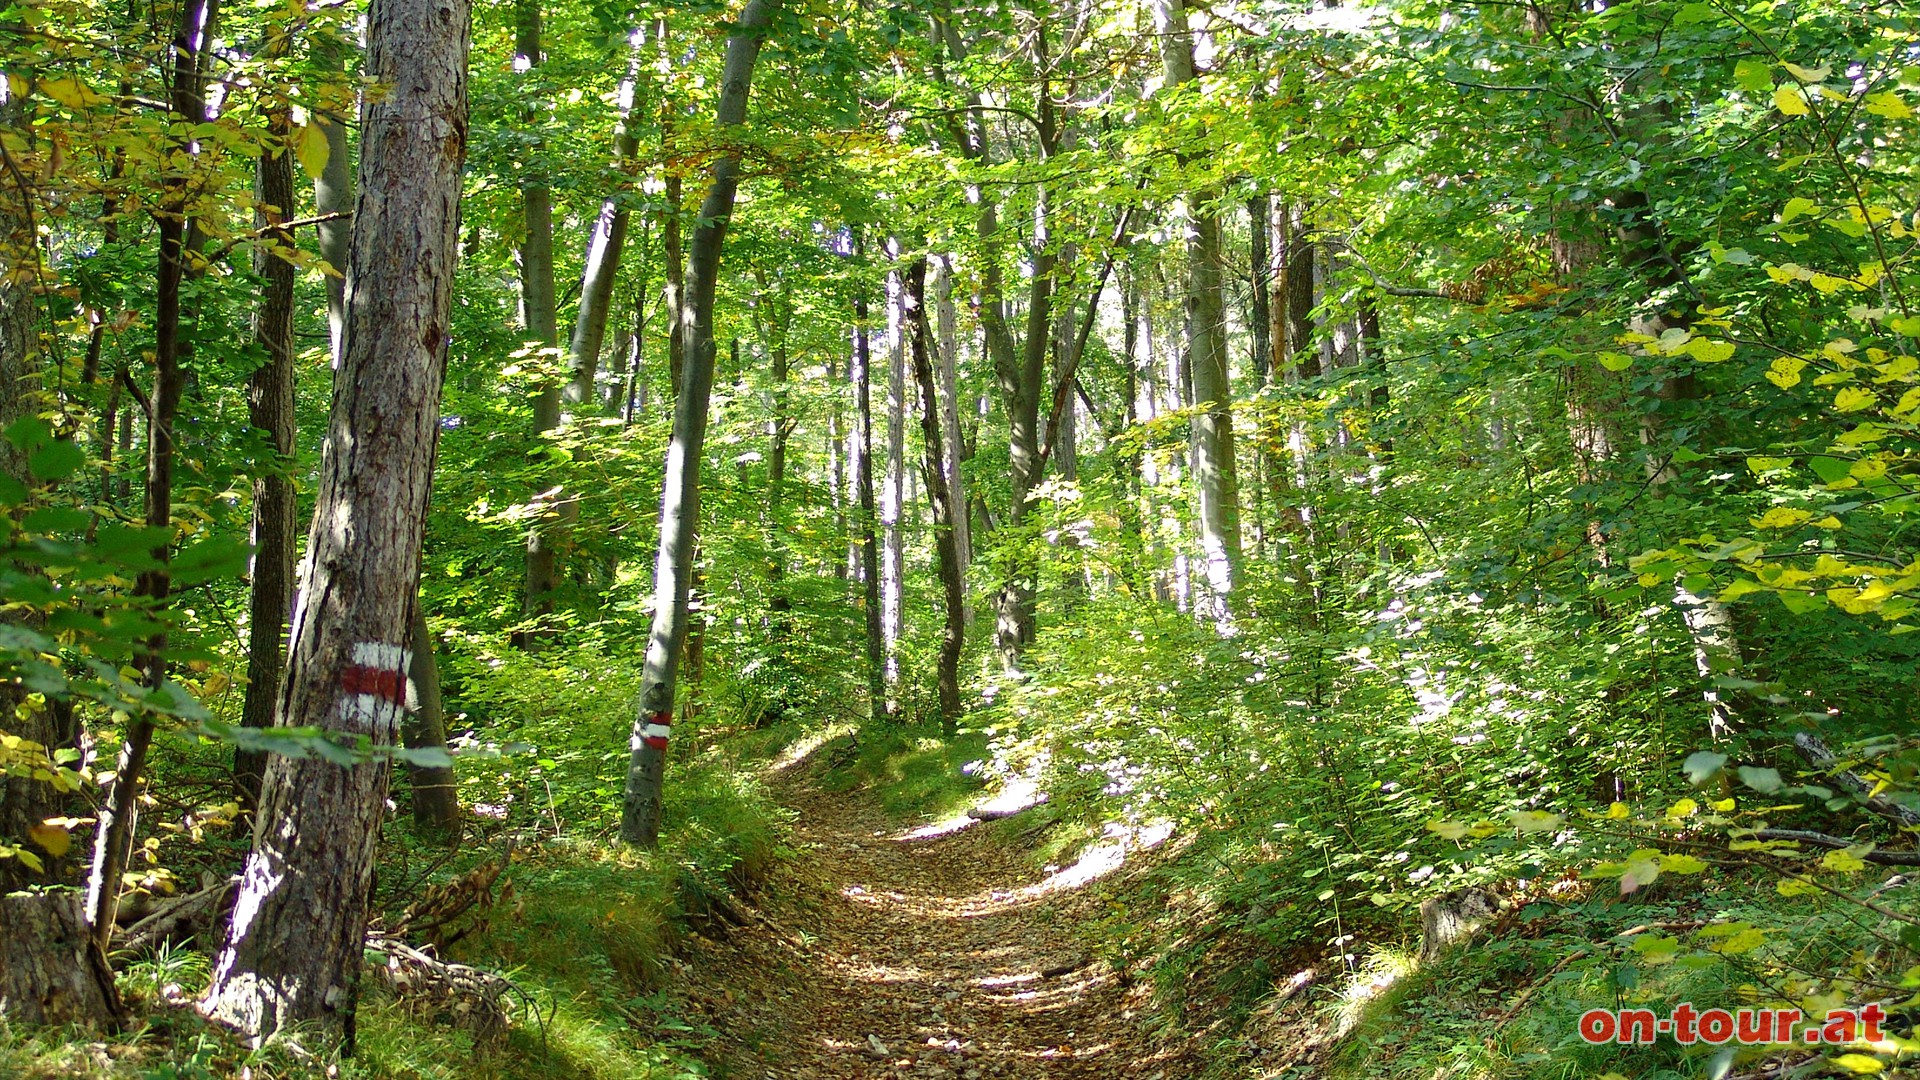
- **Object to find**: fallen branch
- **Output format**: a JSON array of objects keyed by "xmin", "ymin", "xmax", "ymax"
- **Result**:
[
  {"xmin": 364, "ymin": 932, "xmax": 514, "ymax": 1046},
  {"xmin": 1792, "ymin": 732, "xmax": 1920, "ymax": 828},
  {"xmin": 120, "ymin": 874, "xmax": 238, "ymax": 953},
  {"xmin": 1755, "ymin": 829, "xmax": 1920, "ymax": 865}
]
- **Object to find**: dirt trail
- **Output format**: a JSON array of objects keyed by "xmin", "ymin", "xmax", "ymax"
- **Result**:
[{"xmin": 671, "ymin": 757, "xmax": 1186, "ymax": 1079}]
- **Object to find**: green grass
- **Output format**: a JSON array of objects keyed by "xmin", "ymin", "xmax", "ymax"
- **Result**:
[{"xmin": 821, "ymin": 725, "xmax": 990, "ymax": 821}]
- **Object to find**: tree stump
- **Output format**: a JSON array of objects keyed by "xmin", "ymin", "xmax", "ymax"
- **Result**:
[
  {"xmin": 0, "ymin": 892, "xmax": 123, "ymax": 1026},
  {"xmin": 1418, "ymin": 887, "xmax": 1500, "ymax": 962}
]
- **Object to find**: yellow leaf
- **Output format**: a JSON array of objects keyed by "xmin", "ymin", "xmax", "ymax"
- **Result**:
[
  {"xmin": 5, "ymin": 74, "xmax": 23, "ymax": 100},
  {"xmin": 1767, "ymin": 356, "xmax": 1808, "ymax": 388},
  {"xmin": 1850, "ymin": 457, "xmax": 1888, "ymax": 481},
  {"xmin": 1822, "ymin": 846, "xmax": 1872, "ymax": 871},
  {"xmin": 40, "ymin": 77, "xmax": 108, "ymax": 109},
  {"xmin": 1893, "ymin": 387, "xmax": 1920, "ymax": 416},
  {"xmin": 1710, "ymin": 797, "xmax": 1736, "ymax": 811},
  {"xmin": 1813, "ymin": 516, "xmax": 1844, "ymax": 530},
  {"xmin": 1864, "ymin": 91, "xmax": 1913, "ymax": 119},
  {"xmin": 26, "ymin": 821, "xmax": 69, "ymax": 857},
  {"xmin": 1598, "ymin": 351, "xmax": 1633, "ymax": 372},
  {"xmin": 1668, "ymin": 797, "xmax": 1699, "ymax": 818},
  {"xmin": 1426, "ymin": 819, "xmax": 1469, "ymax": 841},
  {"xmin": 1778, "ymin": 875, "xmax": 1818, "ymax": 896},
  {"xmin": 1829, "ymin": 586, "xmax": 1879, "ymax": 614},
  {"xmin": 294, "ymin": 122, "xmax": 331, "ymax": 181},
  {"xmin": 1660, "ymin": 854, "xmax": 1709, "ymax": 873},
  {"xmin": 1751, "ymin": 507, "xmax": 1814, "ymax": 529},
  {"xmin": 1830, "ymin": 1054, "xmax": 1885, "ymax": 1074},
  {"xmin": 1607, "ymin": 801, "xmax": 1630, "ymax": 819},
  {"xmin": 1774, "ymin": 85, "xmax": 1811, "ymax": 115},
  {"xmin": 1511, "ymin": 810, "xmax": 1564, "ymax": 834},
  {"xmin": 1686, "ymin": 337, "xmax": 1736, "ymax": 363},
  {"xmin": 1834, "ymin": 386, "xmax": 1876, "ymax": 412},
  {"xmin": 1782, "ymin": 62, "xmax": 1831, "ymax": 83}
]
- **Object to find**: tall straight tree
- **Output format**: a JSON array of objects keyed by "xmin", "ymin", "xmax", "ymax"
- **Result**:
[
  {"xmin": 1153, "ymin": 0, "xmax": 1240, "ymax": 624},
  {"xmin": 619, "ymin": 0, "xmax": 781, "ymax": 848},
  {"xmin": 852, "ymin": 285, "xmax": 887, "ymax": 726},
  {"xmin": 906, "ymin": 253, "xmax": 964, "ymax": 731},
  {"xmin": 85, "ymin": 0, "xmax": 219, "ymax": 949},
  {"xmin": 515, "ymin": 0, "xmax": 560, "ymax": 644},
  {"xmin": 201, "ymin": 0, "xmax": 470, "ymax": 1036},
  {"xmin": 235, "ymin": 48, "xmax": 300, "ymax": 807}
]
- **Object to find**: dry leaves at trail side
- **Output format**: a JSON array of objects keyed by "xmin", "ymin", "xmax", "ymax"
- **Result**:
[{"xmin": 669, "ymin": 770, "xmax": 1190, "ymax": 1079}]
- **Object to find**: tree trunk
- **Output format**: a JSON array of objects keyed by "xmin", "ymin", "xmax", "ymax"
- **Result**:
[
  {"xmin": 853, "ymin": 287, "xmax": 887, "ymax": 726},
  {"xmin": 931, "ymin": 256, "xmax": 970, "ymax": 593},
  {"xmin": 516, "ymin": 0, "xmax": 560, "ymax": 646},
  {"xmin": 881, "ymin": 259, "xmax": 907, "ymax": 688},
  {"xmin": 0, "ymin": 90, "xmax": 82, "ymax": 895},
  {"xmin": 908, "ymin": 257, "xmax": 965, "ymax": 733},
  {"xmin": 404, "ymin": 602, "xmax": 459, "ymax": 839},
  {"xmin": 237, "ymin": 75, "xmax": 300, "ymax": 809},
  {"xmin": 314, "ymin": 35, "xmax": 354, "ymax": 365},
  {"xmin": 0, "ymin": 893, "xmax": 122, "ymax": 1027},
  {"xmin": 618, "ymin": 0, "xmax": 780, "ymax": 848},
  {"xmin": 1154, "ymin": 0, "xmax": 1239, "ymax": 626},
  {"xmin": 86, "ymin": 0, "xmax": 218, "ymax": 951},
  {"xmin": 200, "ymin": 0, "xmax": 468, "ymax": 1038}
]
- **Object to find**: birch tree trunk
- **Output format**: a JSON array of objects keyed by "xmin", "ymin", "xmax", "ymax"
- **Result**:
[
  {"xmin": 619, "ymin": 0, "xmax": 780, "ymax": 848},
  {"xmin": 201, "ymin": 0, "xmax": 468, "ymax": 1037}
]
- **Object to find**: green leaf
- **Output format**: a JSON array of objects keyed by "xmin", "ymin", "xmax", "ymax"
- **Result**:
[
  {"xmin": 27, "ymin": 441, "xmax": 83, "ymax": 481},
  {"xmin": 1737, "ymin": 766, "xmax": 1783, "ymax": 794},
  {"xmin": 1733, "ymin": 59, "xmax": 1771, "ymax": 93},
  {"xmin": 1781, "ymin": 197, "xmax": 1817, "ymax": 223},
  {"xmin": 1683, "ymin": 751, "xmax": 1727, "ymax": 784}
]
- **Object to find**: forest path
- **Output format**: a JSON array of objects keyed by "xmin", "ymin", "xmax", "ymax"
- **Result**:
[{"xmin": 670, "ymin": 747, "xmax": 1185, "ymax": 1079}]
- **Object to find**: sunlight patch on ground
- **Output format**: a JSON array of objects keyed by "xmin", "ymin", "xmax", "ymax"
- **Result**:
[
  {"xmin": 1027, "ymin": 818, "xmax": 1174, "ymax": 894},
  {"xmin": 769, "ymin": 722, "xmax": 856, "ymax": 772},
  {"xmin": 1332, "ymin": 950, "xmax": 1416, "ymax": 1038}
]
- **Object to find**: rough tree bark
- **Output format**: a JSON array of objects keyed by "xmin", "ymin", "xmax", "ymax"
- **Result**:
[
  {"xmin": 931, "ymin": 256, "xmax": 970, "ymax": 585},
  {"xmin": 200, "ymin": 0, "xmax": 468, "ymax": 1039},
  {"xmin": 619, "ymin": 0, "xmax": 780, "ymax": 848},
  {"xmin": 0, "ymin": 893, "xmax": 123, "ymax": 1027}
]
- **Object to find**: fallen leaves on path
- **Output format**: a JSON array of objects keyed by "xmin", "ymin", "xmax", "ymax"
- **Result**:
[{"xmin": 669, "ymin": 767, "xmax": 1191, "ymax": 1079}]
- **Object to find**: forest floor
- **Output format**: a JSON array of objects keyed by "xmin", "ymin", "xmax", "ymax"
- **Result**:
[{"xmin": 669, "ymin": 748, "xmax": 1194, "ymax": 1080}]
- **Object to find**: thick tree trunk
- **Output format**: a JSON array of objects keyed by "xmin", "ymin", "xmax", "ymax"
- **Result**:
[
  {"xmin": 852, "ymin": 291, "xmax": 887, "ymax": 726},
  {"xmin": 86, "ymin": 0, "xmax": 218, "ymax": 950},
  {"xmin": 516, "ymin": 0, "xmax": 560, "ymax": 645},
  {"xmin": 564, "ymin": 49, "xmax": 643, "ymax": 415},
  {"xmin": 619, "ymin": 0, "xmax": 780, "ymax": 848},
  {"xmin": 0, "ymin": 893, "xmax": 123, "ymax": 1027},
  {"xmin": 908, "ymin": 257, "xmax": 965, "ymax": 733},
  {"xmin": 237, "ymin": 82, "xmax": 300, "ymax": 809},
  {"xmin": 200, "ymin": 0, "xmax": 468, "ymax": 1039},
  {"xmin": 404, "ymin": 603, "xmax": 459, "ymax": 839}
]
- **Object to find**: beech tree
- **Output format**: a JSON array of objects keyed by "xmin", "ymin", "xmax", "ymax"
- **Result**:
[{"xmin": 620, "ymin": 0, "xmax": 780, "ymax": 848}]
